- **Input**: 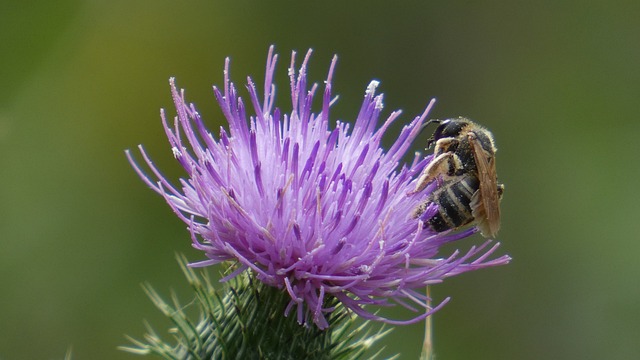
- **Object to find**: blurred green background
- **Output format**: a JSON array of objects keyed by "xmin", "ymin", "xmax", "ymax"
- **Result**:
[{"xmin": 1, "ymin": 1, "xmax": 639, "ymax": 359}]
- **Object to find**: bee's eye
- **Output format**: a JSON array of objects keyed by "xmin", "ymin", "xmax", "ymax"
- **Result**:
[
  {"xmin": 431, "ymin": 129, "xmax": 443, "ymax": 141},
  {"xmin": 432, "ymin": 124, "xmax": 448, "ymax": 140},
  {"xmin": 440, "ymin": 120, "xmax": 465, "ymax": 138}
]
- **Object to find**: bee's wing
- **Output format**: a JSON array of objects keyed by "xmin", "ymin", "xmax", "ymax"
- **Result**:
[{"xmin": 468, "ymin": 132, "xmax": 501, "ymax": 237}]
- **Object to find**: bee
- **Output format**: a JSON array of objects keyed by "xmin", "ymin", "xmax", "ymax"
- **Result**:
[{"xmin": 410, "ymin": 117, "xmax": 503, "ymax": 237}]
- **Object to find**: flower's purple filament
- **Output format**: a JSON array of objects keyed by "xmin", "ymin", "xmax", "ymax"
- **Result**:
[{"xmin": 127, "ymin": 46, "xmax": 511, "ymax": 329}]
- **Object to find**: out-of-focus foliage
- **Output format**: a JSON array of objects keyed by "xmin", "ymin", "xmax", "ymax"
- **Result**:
[{"xmin": 1, "ymin": 1, "xmax": 638, "ymax": 359}]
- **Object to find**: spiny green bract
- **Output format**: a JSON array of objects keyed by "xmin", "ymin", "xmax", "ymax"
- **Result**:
[{"xmin": 121, "ymin": 255, "xmax": 394, "ymax": 360}]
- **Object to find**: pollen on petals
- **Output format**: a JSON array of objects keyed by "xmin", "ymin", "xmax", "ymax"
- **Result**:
[
  {"xmin": 171, "ymin": 146, "xmax": 182, "ymax": 158},
  {"xmin": 366, "ymin": 80, "xmax": 380, "ymax": 96}
]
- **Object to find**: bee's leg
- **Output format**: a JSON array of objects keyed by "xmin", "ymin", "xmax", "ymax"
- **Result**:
[
  {"xmin": 447, "ymin": 153, "xmax": 464, "ymax": 177},
  {"xmin": 409, "ymin": 152, "xmax": 455, "ymax": 194},
  {"xmin": 433, "ymin": 137, "xmax": 459, "ymax": 156}
]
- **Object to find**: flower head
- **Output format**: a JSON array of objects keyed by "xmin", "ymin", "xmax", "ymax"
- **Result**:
[{"xmin": 127, "ymin": 46, "xmax": 510, "ymax": 329}]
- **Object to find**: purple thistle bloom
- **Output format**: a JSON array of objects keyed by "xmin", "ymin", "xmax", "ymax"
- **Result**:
[{"xmin": 127, "ymin": 46, "xmax": 511, "ymax": 329}]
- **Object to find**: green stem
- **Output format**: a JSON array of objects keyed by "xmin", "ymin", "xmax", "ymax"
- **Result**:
[{"xmin": 420, "ymin": 286, "xmax": 434, "ymax": 360}]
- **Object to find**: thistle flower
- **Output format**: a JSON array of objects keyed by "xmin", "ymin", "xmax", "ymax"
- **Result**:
[{"xmin": 127, "ymin": 46, "xmax": 510, "ymax": 330}]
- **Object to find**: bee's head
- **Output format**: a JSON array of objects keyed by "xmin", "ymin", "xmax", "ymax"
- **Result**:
[{"xmin": 425, "ymin": 117, "xmax": 470, "ymax": 148}]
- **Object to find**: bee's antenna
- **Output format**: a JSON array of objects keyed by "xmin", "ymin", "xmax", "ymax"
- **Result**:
[
  {"xmin": 422, "ymin": 119, "xmax": 443, "ymax": 148},
  {"xmin": 419, "ymin": 119, "xmax": 441, "ymax": 134}
]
